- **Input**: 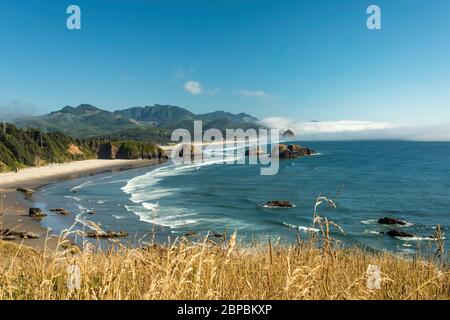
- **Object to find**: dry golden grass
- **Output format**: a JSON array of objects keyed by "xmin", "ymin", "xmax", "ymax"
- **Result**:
[{"xmin": 0, "ymin": 233, "xmax": 448, "ymax": 300}]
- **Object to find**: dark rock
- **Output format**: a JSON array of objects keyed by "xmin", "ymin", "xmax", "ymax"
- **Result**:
[
  {"xmin": 212, "ymin": 233, "xmax": 225, "ymax": 238},
  {"xmin": 158, "ymin": 149, "xmax": 169, "ymax": 160},
  {"xmin": 86, "ymin": 231, "xmax": 129, "ymax": 239},
  {"xmin": 97, "ymin": 142, "xmax": 118, "ymax": 160},
  {"xmin": 262, "ymin": 200, "xmax": 294, "ymax": 208},
  {"xmin": 87, "ymin": 211, "xmax": 96, "ymax": 215},
  {"xmin": 386, "ymin": 230, "xmax": 415, "ymax": 238},
  {"xmin": 1, "ymin": 235, "xmax": 18, "ymax": 241},
  {"xmin": 50, "ymin": 208, "xmax": 70, "ymax": 216},
  {"xmin": 29, "ymin": 207, "xmax": 47, "ymax": 217},
  {"xmin": 378, "ymin": 217, "xmax": 406, "ymax": 226},
  {"xmin": 274, "ymin": 144, "xmax": 314, "ymax": 159},
  {"xmin": 183, "ymin": 232, "xmax": 199, "ymax": 237},
  {"xmin": 282, "ymin": 129, "xmax": 295, "ymax": 137},
  {"xmin": 1, "ymin": 229, "xmax": 40, "ymax": 239},
  {"xmin": 16, "ymin": 187, "xmax": 35, "ymax": 194}
]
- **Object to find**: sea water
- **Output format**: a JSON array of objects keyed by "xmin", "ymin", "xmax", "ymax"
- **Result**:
[{"xmin": 34, "ymin": 141, "xmax": 450, "ymax": 255}]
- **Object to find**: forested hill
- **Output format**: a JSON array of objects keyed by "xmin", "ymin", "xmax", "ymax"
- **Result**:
[{"xmin": 0, "ymin": 123, "xmax": 164, "ymax": 172}]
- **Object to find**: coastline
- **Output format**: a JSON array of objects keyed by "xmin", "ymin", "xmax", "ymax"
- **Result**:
[{"xmin": 0, "ymin": 159, "xmax": 163, "ymax": 249}]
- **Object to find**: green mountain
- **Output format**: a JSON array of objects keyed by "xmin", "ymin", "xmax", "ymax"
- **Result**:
[
  {"xmin": 15, "ymin": 104, "xmax": 139, "ymax": 137},
  {"xmin": 113, "ymin": 104, "xmax": 196, "ymax": 126},
  {"xmin": 12, "ymin": 104, "xmax": 260, "ymax": 139}
]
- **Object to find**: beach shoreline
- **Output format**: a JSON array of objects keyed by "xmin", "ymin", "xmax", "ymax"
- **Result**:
[{"xmin": 0, "ymin": 159, "xmax": 163, "ymax": 249}]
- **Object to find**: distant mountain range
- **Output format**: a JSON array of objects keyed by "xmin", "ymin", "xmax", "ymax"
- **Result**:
[{"xmin": 13, "ymin": 104, "xmax": 260, "ymax": 141}]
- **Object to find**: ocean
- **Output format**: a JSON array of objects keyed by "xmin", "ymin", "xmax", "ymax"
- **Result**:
[{"xmin": 34, "ymin": 141, "xmax": 450, "ymax": 255}]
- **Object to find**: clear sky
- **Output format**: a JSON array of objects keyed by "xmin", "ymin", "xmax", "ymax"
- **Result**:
[{"xmin": 1, "ymin": 0, "xmax": 450, "ymax": 126}]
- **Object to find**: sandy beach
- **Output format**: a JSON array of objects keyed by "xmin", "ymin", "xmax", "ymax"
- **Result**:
[{"xmin": 0, "ymin": 159, "xmax": 162, "ymax": 249}]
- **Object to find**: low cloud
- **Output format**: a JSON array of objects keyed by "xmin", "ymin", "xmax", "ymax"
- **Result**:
[
  {"xmin": 183, "ymin": 80, "xmax": 217, "ymax": 96},
  {"xmin": 183, "ymin": 81, "xmax": 203, "ymax": 95},
  {"xmin": 0, "ymin": 100, "xmax": 38, "ymax": 120},
  {"xmin": 260, "ymin": 117, "xmax": 450, "ymax": 141}
]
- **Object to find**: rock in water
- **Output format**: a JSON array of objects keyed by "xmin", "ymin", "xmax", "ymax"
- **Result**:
[
  {"xmin": 1, "ymin": 229, "xmax": 40, "ymax": 240},
  {"xmin": 274, "ymin": 144, "xmax": 315, "ymax": 159},
  {"xmin": 17, "ymin": 187, "xmax": 35, "ymax": 194},
  {"xmin": 386, "ymin": 230, "xmax": 415, "ymax": 238},
  {"xmin": 50, "ymin": 208, "xmax": 70, "ymax": 216},
  {"xmin": 262, "ymin": 201, "xmax": 294, "ymax": 208},
  {"xmin": 378, "ymin": 217, "xmax": 406, "ymax": 226},
  {"xmin": 29, "ymin": 208, "xmax": 47, "ymax": 217},
  {"xmin": 86, "ymin": 231, "xmax": 129, "ymax": 239}
]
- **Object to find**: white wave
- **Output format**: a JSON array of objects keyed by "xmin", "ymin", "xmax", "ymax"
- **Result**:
[
  {"xmin": 360, "ymin": 219, "xmax": 413, "ymax": 227},
  {"xmin": 75, "ymin": 204, "xmax": 87, "ymax": 213},
  {"xmin": 282, "ymin": 222, "xmax": 319, "ymax": 233},
  {"xmin": 360, "ymin": 219, "xmax": 378, "ymax": 225},
  {"xmin": 262, "ymin": 204, "xmax": 296, "ymax": 208},
  {"xmin": 70, "ymin": 172, "xmax": 127, "ymax": 192},
  {"xmin": 396, "ymin": 236, "xmax": 446, "ymax": 241},
  {"xmin": 124, "ymin": 203, "xmax": 198, "ymax": 228},
  {"xmin": 65, "ymin": 195, "xmax": 81, "ymax": 202},
  {"xmin": 364, "ymin": 230, "xmax": 381, "ymax": 235},
  {"xmin": 112, "ymin": 215, "xmax": 127, "ymax": 220}
]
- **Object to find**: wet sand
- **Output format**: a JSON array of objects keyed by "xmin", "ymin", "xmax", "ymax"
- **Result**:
[{"xmin": 0, "ymin": 159, "xmax": 162, "ymax": 249}]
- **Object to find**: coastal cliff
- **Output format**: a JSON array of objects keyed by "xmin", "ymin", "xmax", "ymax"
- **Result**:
[{"xmin": 0, "ymin": 123, "xmax": 166, "ymax": 172}]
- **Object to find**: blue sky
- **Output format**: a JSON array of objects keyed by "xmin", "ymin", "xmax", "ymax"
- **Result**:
[{"xmin": 1, "ymin": 0, "xmax": 450, "ymax": 127}]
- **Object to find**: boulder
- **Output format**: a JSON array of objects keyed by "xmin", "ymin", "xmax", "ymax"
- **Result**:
[
  {"xmin": 183, "ymin": 232, "xmax": 199, "ymax": 237},
  {"xmin": 29, "ymin": 208, "xmax": 47, "ymax": 218},
  {"xmin": 17, "ymin": 187, "xmax": 35, "ymax": 194},
  {"xmin": 86, "ymin": 231, "xmax": 129, "ymax": 239},
  {"xmin": 1, "ymin": 229, "xmax": 40, "ymax": 239},
  {"xmin": 287, "ymin": 144, "xmax": 314, "ymax": 156},
  {"xmin": 273, "ymin": 144, "xmax": 314, "ymax": 159},
  {"xmin": 386, "ymin": 230, "xmax": 415, "ymax": 238},
  {"xmin": 378, "ymin": 217, "xmax": 406, "ymax": 226},
  {"xmin": 50, "ymin": 208, "xmax": 70, "ymax": 216},
  {"xmin": 1, "ymin": 235, "xmax": 18, "ymax": 241},
  {"xmin": 262, "ymin": 200, "xmax": 294, "ymax": 208}
]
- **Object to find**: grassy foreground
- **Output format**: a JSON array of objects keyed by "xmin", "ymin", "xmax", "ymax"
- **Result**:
[{"xmin": 0, "ymin": 234, "xmax": 448, "ymax": 300}]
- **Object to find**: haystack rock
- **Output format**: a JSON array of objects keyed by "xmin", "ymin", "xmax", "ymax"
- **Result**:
[{"xmin": 282, "ymin": 129, "xmax": 295, "ymax": 137}]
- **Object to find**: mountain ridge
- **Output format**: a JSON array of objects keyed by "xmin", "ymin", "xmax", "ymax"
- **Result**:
[{"xmin": 13, "ymin": 104, "xmax": 260, "ymax": 139}]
